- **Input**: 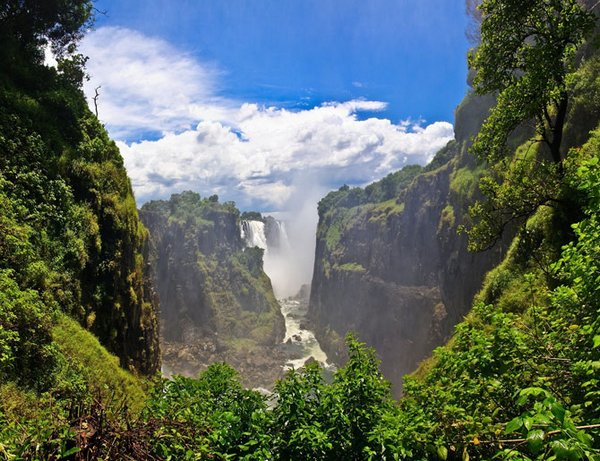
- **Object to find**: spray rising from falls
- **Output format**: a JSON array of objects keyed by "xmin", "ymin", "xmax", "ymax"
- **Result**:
[
  {"xmin": 240, "ymin": 218, "xmax": 298, "ymax": 298},
  {"xmin": 240, "ymin": 220, "xmax": 268, "ymax": 250},
  {"xmin": 240, "ymin": 218, "xmax": 333, "ymax": 370}
]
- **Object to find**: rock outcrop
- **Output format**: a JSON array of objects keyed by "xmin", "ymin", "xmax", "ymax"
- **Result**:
[
  {"xmin": 309, "ymin": 92, "xmax": 511, "ymax": 396},
  {"xmin": 140, "ymin": 192, "xmax": 286, "ymax": 387}
]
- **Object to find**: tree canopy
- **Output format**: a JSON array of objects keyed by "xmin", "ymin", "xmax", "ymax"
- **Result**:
[
  {"xmin": 0, "ymin": 0, "xmax": 93, "ymax": 56},
  {"xmin": 466, "ymin": 0, "xmax": 597, "ymax": 251},
  {"xmin": 470, "ymin": 0, "xmax": 595, "ymax": 165}
]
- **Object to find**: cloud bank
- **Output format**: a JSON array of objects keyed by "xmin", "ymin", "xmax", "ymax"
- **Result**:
[
  {"xmin": 80, "ymin": 27, "xmax": 229, "ymax": 140},
  {"xmin": 81, "ymin": 26, "xmax": 454, "ymax": 210},
  {"xmin": 80, "ymin": 26, "xmax": 456, "ymax": 294}
]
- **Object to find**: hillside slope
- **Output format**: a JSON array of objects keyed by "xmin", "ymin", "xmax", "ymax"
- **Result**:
[
  {"xmin": 140, "ymin": 192, "xmax": 286, "ymax": 387},
  {"xmin": 0, "ymin": 0, "xmax": 158, "ymax": 423}
]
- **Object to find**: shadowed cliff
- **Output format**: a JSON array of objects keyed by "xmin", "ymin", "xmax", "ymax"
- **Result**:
[
  {"xmin": 140, "ymin": 192, "xmax": 286, "ymax": 387},
  {"xmin": 308, "ymin": 91, "xmax": 512, "ymax": 396}
]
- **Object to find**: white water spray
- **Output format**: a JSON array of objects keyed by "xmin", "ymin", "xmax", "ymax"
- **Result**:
[
  {"xmin": 240, "ymin": 218, "xmax": 332, "ymax": 370},
  {"xmin": 240, "ymin": 220, "xmax": 268, "ymax": 250},
  {"xmin": 240, "ymin": 218, "xmax": 296, "ymax": 298}
]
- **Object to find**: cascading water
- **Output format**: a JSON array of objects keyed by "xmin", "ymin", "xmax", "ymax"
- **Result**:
[
  {"xmin": 240, "ymin": 218, "xmax": 333, "ymax": 371},
  {"xmin": 279, "ymin": 297, "xmax": 330, "ymax": 370},
  {"xmin": 240, "ymin": 220, "xmax": 268, "ymax": 250},
  {"xmin": 266, "ymin": 219, "xmax": 292, "ymax": 253}
]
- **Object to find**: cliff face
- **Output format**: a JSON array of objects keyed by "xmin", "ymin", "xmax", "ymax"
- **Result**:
[
  {"xmin": 309, "ymin": 92, "xmax": 509, "ymax": 396},
  {"xmin": 140, "ymin": 192, "xmax": 286, "ymax": 385},
  {"xmin": 0, "ymin": 48, "xmax": 160, "ymax": 375}
]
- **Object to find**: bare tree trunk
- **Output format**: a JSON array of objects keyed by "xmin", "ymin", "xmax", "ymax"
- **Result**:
[
  {"xmin": 550, "ymin": 94, "xmax": 568, "ymax": 166},
  {"xmin": 93, "ymin": 86, "xmax": 101, "ymax": 117}
]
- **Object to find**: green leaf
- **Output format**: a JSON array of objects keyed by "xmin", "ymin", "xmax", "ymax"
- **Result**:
[
  {"xmin": 60, "ymin": 447, "xmax": 81, "ymax": 458},
  {"xmin": 550, "ymin": 439, "xmax": 570, "ymax": 458},
  {"xmin": 517, "ymin": 393, "xmax": 529, "ymax": 407},
  {"xmin": 505, "ymin": 417, "xmax": 523, "ymax": 434},
  {"xmin": 437, "ymin": 445, "xmax": 448, "ymax": 460},
  {"xmin": 574, "ymin": 429, "xmax": 592, "ymax": 447},
  {"xmin": 550, "ymin": 439, "xmax": 582, "ymax": 461},
  {"xmin": 533, "ymin": 413, "xmax": 552, "ymax": 425},
  {"xmin": 462, "ymin": 446, "xmax": 470, "ymax": 461},
  {"xmin": 550, "ymin": 403, "xmax": 566, "ymax": 423},
  {"xmin": 526, "ymin": 429, "xmax": 545, "ymax": 455}
]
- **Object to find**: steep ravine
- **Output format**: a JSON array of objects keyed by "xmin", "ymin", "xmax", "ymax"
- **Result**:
[
  {"xmin": 308, "ymin": 92, "xmax": 511, "ymax": 396},
  {"xmin": 242, "ymin": 220, "xmax": 333, "ymax": 373},
  {"xmin": 141, "ymin": 194, "xmax": 336, "ymax": 389},
  {"xmin": 140, "ymin": 193, "xmax": 287, "ymax": 388}
]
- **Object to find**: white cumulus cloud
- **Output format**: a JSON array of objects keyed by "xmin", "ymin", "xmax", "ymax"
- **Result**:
[
  {"xmin": 80, "ymin": 27, "xmax": 231, "ymax": 140},
  {"xmin": 81, "ymin": 26, "xmax": 454, "ymax": 210}
]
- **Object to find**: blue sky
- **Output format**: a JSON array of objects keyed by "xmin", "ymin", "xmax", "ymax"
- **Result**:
[
  {"xmin": 94, "ymin": 0, "xmax": 469, "ymax": 124},
  {"xmin": 80, "ymin": 1, "xmax": 469, "ymax": 211}
]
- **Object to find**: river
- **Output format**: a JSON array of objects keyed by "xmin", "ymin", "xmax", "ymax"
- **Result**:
[
  {"xmin": 241, "ymin": 218, "xmax": 334, "ymax": 375},
  {"xmin": 279, "ymin": 296, "xmax": 331, "ymax": 370}
]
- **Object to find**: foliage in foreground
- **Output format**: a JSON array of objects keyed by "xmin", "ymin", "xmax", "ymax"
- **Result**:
[{"xmin": 5, "ymin": 149, "xmax": 600, "ymax": 460}]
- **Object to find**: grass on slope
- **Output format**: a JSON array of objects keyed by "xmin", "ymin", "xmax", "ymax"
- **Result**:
[{"xmin": 52, "ymin": 314, "xmax": 148, "ymax": 415}]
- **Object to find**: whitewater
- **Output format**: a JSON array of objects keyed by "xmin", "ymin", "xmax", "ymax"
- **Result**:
[{"xmin": 241, "ymin": 219, "xmax": 332, "ymax": 371}]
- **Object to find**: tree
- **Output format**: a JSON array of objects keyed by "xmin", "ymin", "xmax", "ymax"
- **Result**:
[
  {"xmin": 0, "ymin": 0, "xmax": 94, "ymax": 88},
  {"xmin": 327, "ymin": 334, "xmax": 393, "ymax": 460},
  {"xmin": 469, "ymin": 0, "xmax": 595, "ymax": 166},
  {"xmin": 271, "ymin": 363, "xmax": 331, "ymax": 460},
  {"xmin": 466, "ymin": 0, "xmax": 595, "ymax": 250},
  {"xmin": 0, "ymin": 0, "xmax": 93, "ymax": 58}
]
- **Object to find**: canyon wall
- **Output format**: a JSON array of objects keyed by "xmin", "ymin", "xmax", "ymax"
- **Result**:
[{"xmin": 308, "ymin": 92, "xmax": 512, "ymax": 396}]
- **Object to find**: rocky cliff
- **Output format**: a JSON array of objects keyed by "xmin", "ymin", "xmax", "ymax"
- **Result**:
[
  {"xmin": 309, "ymin": 92, "xmax": 511, "ymax": 396},
  {"xmin": 140, "ymin": 192, "xmax": 286, "ymax": 386}
]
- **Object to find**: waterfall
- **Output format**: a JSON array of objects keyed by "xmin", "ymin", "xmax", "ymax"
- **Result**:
[
  {"xmin": 241, "ymin": 218, "xmax": 294, "ymax": 297},
  {"xmin": 240, "ymin": 218, "xmax": 291, "ymax": 255},
  {"xmin": 241, "ymin": 217, "xmax": 332, "ymax": 370},
  {"xmin": 240, "ymin": 220, "xmax": 268, "ymax": 250},
  {"xmin": 269, "ymin": 219, "xmax": 292, "ymax": 253},
  {"xmin": 241, "ymin": 218, "xmax": 281, "ymax": 296}
]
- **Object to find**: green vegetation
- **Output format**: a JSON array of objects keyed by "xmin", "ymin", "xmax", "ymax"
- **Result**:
[
  {"xmin": 0, "ymin": 269, "xmax": 54, "ymax": 387},
  {"xmin": 317, "ymin": 164, "xmax": 423, "ymax": 218},
  {"xmin": 467, "ymin": 0, "xmax": 597, "ymax": 250},
  {"xmin": 470, "ymin": 0, "xmax": 594, "ymax": 165},
  {"xmin": 1, "ymin": 0, "xmax": 600, "ymax": 459},
  {"xmin": 439, "ymin": 204, "xmax": 456, "ymax": 230},
  {"xmin": 0, "ymin": 0, "xmax": 159, "ymax": 377},
  {"xmin": 52, "ymin": 315, "xmax": 148, "ymax": 414},
  {"xmin": 8, "ymin": 212, "xmax": 600, "ymax": 460},
  {"xmin": 336, "ymin": 262, "xmax": 367, "ymax": 273},
  {"xmin": 316, "ymin": 165, "xmax": 421, "ymax": 275},
  {"xmin": 386, "ymin": 151, "xmax": 600, "ymax": 461},
  {"xmin": 0, "ymin": 1, "xmax": 158, "ymax": 457},
  {"xmin": 140, "ymin": 192, "xmax": 283, "ymax": 350},
  {"xmin": 369, "ymin": 199, "xmax": 405, "ymax": 223},
  {"xmin": 241, "ymin": 211, "xmax": 264, "ymax": 222},
  {"xmin": 450, "ymin": 165, "xmax": 484, "ymax": 199}
]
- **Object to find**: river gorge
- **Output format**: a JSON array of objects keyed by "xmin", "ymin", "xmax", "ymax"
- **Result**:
[
  {"xmin": 241, "ymin": 219, "xmax": 334, "ymax": 375},
  {"xmin": 152, "ymin": 204, "xmax": 333, "ymax": 390}
]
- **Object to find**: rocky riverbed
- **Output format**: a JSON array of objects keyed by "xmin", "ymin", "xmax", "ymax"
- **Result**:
[{"xmin": 161, "ymin": 287, "xmax": 334, "ymax": 389}]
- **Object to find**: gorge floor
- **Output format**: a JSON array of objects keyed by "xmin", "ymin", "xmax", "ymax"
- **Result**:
[{"xmin": 161, "ymin": 293, "xmax": 334, "ymax": 390}]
